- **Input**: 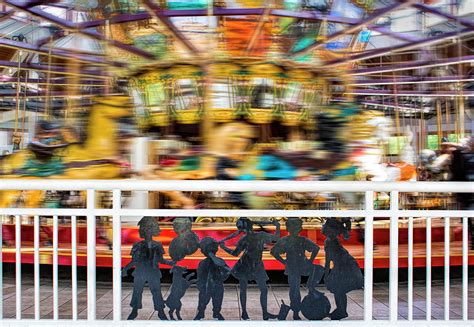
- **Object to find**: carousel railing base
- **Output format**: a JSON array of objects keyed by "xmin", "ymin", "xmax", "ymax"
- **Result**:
[{"xmin": 0, "ymin": 180, "xmax": 472, "ymax": 325}]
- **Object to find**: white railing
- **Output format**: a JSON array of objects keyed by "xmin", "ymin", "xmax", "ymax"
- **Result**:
[{"xmin": 0, "ymin": 180, "xmax": 473, "ymax": 326}]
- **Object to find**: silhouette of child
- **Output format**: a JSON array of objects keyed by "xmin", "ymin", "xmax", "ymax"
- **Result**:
[
  {"xmin": 219, "ymin": 217, "xmax": 280, "ymax": 320},
  {"xmin": 169, "ymin": 217, "xmax": 200, "ymax": 262},
  {"xmin": 166, "ymin": 217, "xmax": 199, "ymax": 320},
  {"xmin": 194, "ymin": 237, "xmax": 231, "ymax": 320},
  {"xmin": 122, "ymin": 216, "xmax": 174, "ymax": 320},
  {"xmin": 270, "ymin": 217, "xmax": 319, "ymax": 320},
  {"xmin": 322, "ymin": 218, "xmax": 363, "ymax": 320}
]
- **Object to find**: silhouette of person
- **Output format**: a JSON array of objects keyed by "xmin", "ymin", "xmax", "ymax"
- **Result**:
[
  {"xmin": 194, "ymin": 237, "xmax": 231, "ymax": 321},
  {"xmin": 122, "ymin": 216, "xmax": 174, "ymax": 320},
  {"xmin": 270, "ymin": 217, "xmax": 320, "ymax": 320},
  {"xmin": 219, "ymin": 217, "xmax": 280, "ymax": 320},
  {"xmin": 165, "ymin": 217, "xmax": 199, "ymax": 320},
  {"xmin": 322, "ymin": 218, "xmax": 363, "ymax": 320}
]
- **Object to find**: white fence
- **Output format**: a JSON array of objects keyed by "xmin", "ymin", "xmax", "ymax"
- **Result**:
[{"xmin": 0, "ymin": 180, "xmax": 473, "ymax": 326}]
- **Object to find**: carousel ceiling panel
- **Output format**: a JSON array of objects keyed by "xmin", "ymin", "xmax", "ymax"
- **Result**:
[
  {"xmin": 222, "ymin": 0, "xmax": 267, "ymax": 9},
  {"xmin": 426, "ymin": 13, "xmax": 473, "ymax": 35},
  {"xmin": 365, "ymin": 34, "xmax": 405, "ymax": 49},
  {"xmin": 281, "ymin": 20, "xmax": 321, "ymax": 55},
  {"xmin": 223, "ymin": 17, "xmax": 272, "ymax": 56},
  {"xmin": 53, "ymin": 33, "xmax": 103, "ymax": 54},
  {"xmin": 166, "ymin": 0, "xmax": 208, "ymax": 10},
  {"xmin": 131, "ymin": 31, "xmax": 167, "ymax": 59},
  {"xmin": 0, "ymin": 0, "xmax": 470, "ymax": 95},
  {"xmin": 81, "ymin": 0, "xmax": 146, "ymax": 16},
  {"xmin": 51, "ymin": 0, "xmax": 97, "ymax": 9},
  {"xmin": 170, "ymin": 17, "xmax": 217, "ymax": 53},
  {"xmin": 40, "ymin": 5, "xmax": 70, "ymax": 20},
  {"xmin": 0, "ymin": 20, "xmax": 47, "ymax": 39},
  {"xmin": 0, "ymin": 19, "xmax": 22, "ymax": 33}
]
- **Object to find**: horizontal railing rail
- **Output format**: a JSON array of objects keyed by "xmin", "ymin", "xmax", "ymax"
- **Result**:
[
  {"xmin": 0, "ymin": 180, "xmax": 473, "ymax": 326},
  {"xmin": 1, "ymin": 179, "xmax": 473, "ymax": 192}
]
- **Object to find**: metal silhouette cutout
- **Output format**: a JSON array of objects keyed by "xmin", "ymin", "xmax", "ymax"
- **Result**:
[
  {"xmin": 323, "ymin": 218, "xmax": 364, "ymax": 320},
  {"xmin": 168, "ymin": 217, "xmax": 200, "ymax": 262},
  {"xmin": 166, "ymin": 217, "xmax": 200, "ymax": 319},
  {"xmin": 122, "ymin": 216, "xmax": 173, "ymax": 320},
  {"xmin": 219, "ymin": 217, "xmax": 280, "ymax": 320},
  {"xmin": 300, "ymin": 264, "xmax": 331, "ymax": 320},
  {"xmin": 166, "ymin": 266, "xmax": 196, "ymax": 320},
  {"xmin": 194, "ymin": 237, "xmax": 231, "ymax": 320},
  {"xmin": 270, "ymin": 217, "xmax": 321, "ymax": 320},
  {"xmin": 122, "ymin": 216, "xmax": 363, "ymax": 321},
  {"xmin": 301, "ymin": 288, "xmax": 331, "ymax": 320}
]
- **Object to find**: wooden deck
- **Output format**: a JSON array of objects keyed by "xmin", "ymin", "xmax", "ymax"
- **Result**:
[{"xmin": 2, "ymin": 276, "xmax": 474, "ymax": 321}]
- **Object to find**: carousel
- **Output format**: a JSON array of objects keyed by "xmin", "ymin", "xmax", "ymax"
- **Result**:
[{"xmin": 0, "ymin": 0, "xmax": 472, "ymax": 269}]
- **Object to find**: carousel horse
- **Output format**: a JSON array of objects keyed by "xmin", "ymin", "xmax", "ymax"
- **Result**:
[
  {"xmin": 0, "ymin": 95, "xmax": 132, "ymax": 208},
  {"xmin": 155, "ymin": 122, "xmax": 257, "ymax": 182},
  {"xmin": 235, "ymin": 106, "xmax": 362, "ymax": 210},
  {"xmin": 238, "ymin": 107, "xmax": 361, "ymax": 182},
  {"xmin": 383, "ymin": 126, "xmax": 417, "ymax": 182},
  {"xmin": 229, "ymin": 107, "xmax": 415, "ymax": 212},
  {"xmin": 153, "ymin": 122, "xmax": 256, "ymax": 182},
  {"xmin": 144, "ymin": 122, "xmax": 257, "ymax": 211},
  {"xmin": 354, "ymin": 116, "xmax": 416, "ymax": 182}
]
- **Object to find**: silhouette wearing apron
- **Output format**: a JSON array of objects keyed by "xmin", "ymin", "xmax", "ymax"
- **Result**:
[
  {"xmin": 271, "ymin": 217, "xmax": 320, "ymax": 320},
  {"xmin": 122, "ymin": 216, "xmax": 174, "ymax": 320},
  {"xmin": 219, "ymin": 217, "xmax": 280, "ymax": 320},
  {"xmin": 323, "ymin": 218, "xmax": 363, "ymax": 320}
]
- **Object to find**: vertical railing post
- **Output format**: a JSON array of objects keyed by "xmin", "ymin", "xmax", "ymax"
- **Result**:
[
  {"xmin": 444, "ymin": 217, "xmax": 450, "ymax": 320},
  {"xmin": 389, "ymin": 191, "xmax": 399, "ymax": 322},
  {"xmin": 426, "ymin": 216, "xmax": 432, "ymax": 320},
  {"xmin": 34, "ymin": 215, "xmax": 40, "ymax": 320},
  {"xmin": 364, "ymin": 191, "xmax": 374, "ymax": 322},
  {"xmin": 112, "ymin": 189, "xmax": 122, "ymax": 321},
  {"xmin": 86, "ymin": 189, "xmax": 96, "ymax": 321},
  {"xmin": 53, "ymin": 215, "xmax": 59, "ymax": 320},
  {"xmin": 15, "ymin": 214, "xmax": 21, "ymax": 320},
  {"xmin": 71, "ymin": 215, "xmax": 78, "ymax": 321},
  {"xmin": 462, "ymin": 216, "xmax": 468, "ymax": 321},
  {"xmin": 408, "ymin": 216, "xmax": 414, "ymax": 321}
]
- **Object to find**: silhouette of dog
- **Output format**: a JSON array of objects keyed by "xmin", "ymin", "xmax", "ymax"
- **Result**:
[{"xmin": 166, "ymin": 266, "xmax": 195, "ymax": 320}]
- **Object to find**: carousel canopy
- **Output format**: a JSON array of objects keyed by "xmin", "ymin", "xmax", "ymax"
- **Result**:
[{"xmin": 0, "ymin": 0, "xmax": 472, "ymax": 122}]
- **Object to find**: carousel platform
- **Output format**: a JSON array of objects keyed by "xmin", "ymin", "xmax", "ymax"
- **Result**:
[{"xmin": 2, "ymin": 276, "xmax": 473, "ymax": 321}]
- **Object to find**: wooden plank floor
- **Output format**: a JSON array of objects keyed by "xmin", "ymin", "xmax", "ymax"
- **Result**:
[{"xmin": 3, "ymin": 277, "xmax": 474, "ymax": 321}]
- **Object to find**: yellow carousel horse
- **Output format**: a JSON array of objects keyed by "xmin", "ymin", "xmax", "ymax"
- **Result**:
[
  {"xmin": 144, "ymin": 122, "xmax": 257, "ymax": 210},
  {"xmin": 0, "ymin": 95, "xmax": 132, "ymax": 208}
]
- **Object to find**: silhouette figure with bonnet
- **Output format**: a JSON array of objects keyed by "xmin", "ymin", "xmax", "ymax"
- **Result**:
[
  {"xmin": 323, "ymin": 218, "xmax": 363, "ymax": 320},
  {"xmin": 219, "ymin": 217, "xmax": 280, "ymax": 320},
  {"xmin": 122, "ymin": 216, "xmax": 173, "ymax": 320},
  {"xmin": 194, "ymin": 237, "xmax": 231, "ymax": 320},
  {"xmin": 270, "ymin": 217, "xmax": 320, "ymax": 320},
  {"xmin": 166, "ymin": 217, "xmax": 200, "ymax": 320},
  {"xmin": 168, "ymin": 217, "xmax": 200, "ymax": 262}
]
